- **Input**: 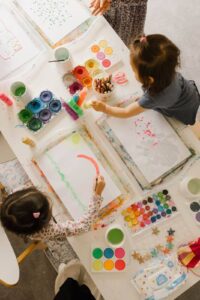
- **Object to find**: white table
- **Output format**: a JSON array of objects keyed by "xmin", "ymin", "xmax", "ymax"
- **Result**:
[
  {"xmin": 0, "ymin": 224, "xmax": 19, "ymax": 286},
  {"xmin": 1, "ymin": 14, "xmax": 200, "ymax": 300}
]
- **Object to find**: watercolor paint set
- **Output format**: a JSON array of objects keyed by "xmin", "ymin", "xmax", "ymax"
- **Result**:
[
  {"xmin": 88, "ymin": 39, "xmax": 121, "ymax": 71},
  {"xmin": 91, "ymin": 245, "xmax": 127, "ymax": 272},
  {"xmin": 18, "ymin": 90, "xmax": 62, "ymax": 132},
  {"xmin": 121, "ymin": 189, "xmax": 178, "ymax": 235}
]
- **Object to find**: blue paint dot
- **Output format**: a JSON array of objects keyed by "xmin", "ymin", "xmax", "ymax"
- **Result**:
[
  {"xmin": 156, "ymin": 200, "xmax": 160, "ymax": 206},
  {"xmin": 104, "ymin": 248, "xmax": 114, "ymax": 259},
  {"xmin": 151, "ymin": 216, "xmax": 157, "ymax": 223},
  {"xmin": 156, "ymin": 214, "xmax": 161, "ymax": 219},
  {"xmin": 158, "ymin": 206, "xmax": 164, "ymax": 212}
]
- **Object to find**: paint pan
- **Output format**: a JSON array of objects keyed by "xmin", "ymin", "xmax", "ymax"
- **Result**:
[
  {"xmin": 49, "ymin": 100, "xmax": 62, "ymax": 113},
  {"xmin": 27, "ymin": 117, "xmax": 42, "ymax": 132},
  {"xmin": 91, "ymin": 245, "xmax": 127, "ymax": 272},
  {"xmin": 26, "ymin": 98, "xmax": 44, "ymax": 114},
  {"xmin": 18, "ymin": 109, "xmax": 33, "ymax": 124}
]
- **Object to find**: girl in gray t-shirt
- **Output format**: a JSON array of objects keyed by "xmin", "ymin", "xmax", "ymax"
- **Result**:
[{"xmin": 92, "ymin": 34, "xmax": 200, "ymax": 125}]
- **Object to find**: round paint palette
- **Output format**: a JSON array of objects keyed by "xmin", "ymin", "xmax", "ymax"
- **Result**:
[
  {"xmin": 122, "ymin": 189, "xmax": 178, "ymax": 234},
  {"xmin": 89, "ymin": 39, "xmax": 121, "ymax": 70},
  {"xmin": 91, "ymin": 246, "xmax": 127, "ymax": 272}
]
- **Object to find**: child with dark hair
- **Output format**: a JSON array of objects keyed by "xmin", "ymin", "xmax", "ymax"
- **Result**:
[
  {"xmin": 92, "ymin": 34, "xmax": 200, "ymax": 126},
  {"xmin": 0, "ymin": 175, "xmax": 105, "ymax": 242}
]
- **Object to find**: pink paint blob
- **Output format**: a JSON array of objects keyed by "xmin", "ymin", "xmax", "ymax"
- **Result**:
[
  {"xmin": 115, "ymin": 247, "xmax": 125, "ymax": 259},
  {"xmin": 96, "ymin": 52, "xmax": 105, "ymax": 60},
  {"xmin": 102, "ymin": 59, "xmax": 111, "ymax": 68}
]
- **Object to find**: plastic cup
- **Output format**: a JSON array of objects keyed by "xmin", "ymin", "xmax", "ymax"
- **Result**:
[
  {"xmin": 180, "ymin": 176, "xmax": 200, "ymax": 198},
  {"xmin": 10, "ymin": 81, "xmax": 31, "ymax": 104},
  {"xmin": 54, "ymin": 47, "xmax": 72, "ymax": 75}
]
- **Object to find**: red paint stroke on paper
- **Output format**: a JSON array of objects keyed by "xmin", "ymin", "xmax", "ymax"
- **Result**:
[{"xmin": 77, "ymin": 154, "xmax": 100, "ymax": 175}]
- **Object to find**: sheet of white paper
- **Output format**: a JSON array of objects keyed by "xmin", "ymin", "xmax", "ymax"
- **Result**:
[
  {"xmin": 16, "ymin": 0, "xmax": 91, "ymax": 44},
  {"xmin": 0, "ymin": 6, "xmax": 40, "ymax": 79},
  {"xmin": 36, "ymin": 132, "xmax": 121, "ymax": 220},
  {"xmin": 107, "ymin": 110, "xmax": 191, "ymax": 183}
]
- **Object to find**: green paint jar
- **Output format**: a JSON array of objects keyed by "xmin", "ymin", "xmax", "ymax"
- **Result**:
[
  {"xmin": 27, "ymin": 117, "xmax": 42, "ymax": 132},
  {"xmin": 10, "ymin": 81, "xmax": 31, "ymax": 104},
  {"xmin": 18, "ymin": 109, "xmax": 33, "ymax": 124}
]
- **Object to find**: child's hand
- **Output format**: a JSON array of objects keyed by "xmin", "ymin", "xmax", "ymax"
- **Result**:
[
  {"xmin": 91, "ymin": 100, "xmax": 107, "ymax": 112},
  {"xmin": 89, "ymin": 0, "xmax": 111, "ymax": 15},
  {"xmin": 94, "ymin": 175, "xmax": 105, "ymax": 196}
]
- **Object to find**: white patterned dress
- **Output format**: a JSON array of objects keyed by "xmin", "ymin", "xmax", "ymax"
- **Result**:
[{"xmin": 104, "ymin": 0, "xmax": 148, "ymax": 46}]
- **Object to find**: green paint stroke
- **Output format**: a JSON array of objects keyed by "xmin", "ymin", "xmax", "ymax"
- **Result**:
[{"xmin": 45, "ymin": 152, "xmax": 86, "ymax": 210}]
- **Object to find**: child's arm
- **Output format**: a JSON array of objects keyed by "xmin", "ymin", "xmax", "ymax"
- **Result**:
[
  {"xmin": 29, "ymin": 176, "xmax": 105, "ymax": 242},
  {"xmin": 91, "ymin": 99, "xmax": 146, "ymax": 118}
]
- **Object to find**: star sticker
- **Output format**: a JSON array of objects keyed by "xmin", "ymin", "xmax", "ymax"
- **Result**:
[
  {"xmin": 162, "ymin": 247, "xmax": 170, "ymax": 254},
  {"xmin": 137, "ymin": 255, "xmax": 145, "ymax": 264},
  {"xmin": 167, "ymin": 228, "xmax": 175, "ymax": 236},
  {"xmin": 152, "ymin": 227, "xmax": 160, "ymax": 236},
  {"xmin": 166, "ymin": 235, "xmax": 174, "ymax": 242},
  {"xmin": 132, "ymin": 251, "xmax": 141, "ymax": 260},
  {"xmin": 151, "ymin": 248, "xmax": 159, "ymax": 257}
]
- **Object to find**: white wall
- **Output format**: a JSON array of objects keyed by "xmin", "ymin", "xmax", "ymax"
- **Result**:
[{"xmin": 145, "ymin": 0, "xmax": 200, "ymax": 88}]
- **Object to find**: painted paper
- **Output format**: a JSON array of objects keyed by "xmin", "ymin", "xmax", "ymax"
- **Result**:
[
  {"xmin": 16, "ymin": 0, "xmax": 91, "ymax": 45},
  {"xmin": 99, "ymin": 110, "xmax": 191, "ymax": 184},
  {"xmin": 0, "ymin": 5, "xmax": 40, "ymax": 79},
  {"xmin": 35, "ymin": 129, "xmax": 121, "ymax": 220}
]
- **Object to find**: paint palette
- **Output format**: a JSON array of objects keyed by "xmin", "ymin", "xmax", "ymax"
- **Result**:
[
  {"xmin": 89, "ymin": 39, "xmax": 121, "ymax": 70},
  {"xmin": 122, "ymin": 189, "xmax": 178, "ymax": 234},
  {"xmin": 18, "ymin": 90, "xmax": 62, "ymax": 132},
  {"xmin": 91, "ymin": 246, "xmax": 127, "ymax": 272}
]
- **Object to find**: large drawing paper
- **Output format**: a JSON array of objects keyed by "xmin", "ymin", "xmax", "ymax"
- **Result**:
[
  {"xmin": 16, "ymin": 0, "xmax": 91, "ymax": 44},
  {"xmin": 0, "ymin": 6, "xmax": 40, "ymax": 79},
  {"xmin": 106, "ymin": 110, "xmax": 191, "ymax": 183},
  {"xmin": 36, "ymin": 132, "xmax": 121, "ymax": 220}
]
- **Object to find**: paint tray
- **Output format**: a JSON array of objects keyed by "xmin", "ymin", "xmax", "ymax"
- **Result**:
[
  {"xmin": 91, "ymin": 244, "xmax": 128, "ymax": 273},
  {"xmin": 18, "ymin": 90, "xmax": 63, "ymax": 133}
]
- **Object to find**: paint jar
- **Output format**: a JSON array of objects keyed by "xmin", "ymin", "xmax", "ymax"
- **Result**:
[
  {"xmin": 180, "ymin": 176, "xmax": 200, "ymax": 198},
  {"xmin": 85, "ymin": 59, "xmax": 100, "ymax": 74},
  {"xmin": 40, "ymin": 90, "xmax": 53, "ymax": 103},
  {"xmin": 54, "ymin": 47, "xmax": 72, "ymax": 75},
  {"xmin": 26, "ymin": 98, "xmax": 45, "ymax": 114},
  {"xmin": 73, "ymin": 66, "xmax": 90, "ymax": 82},
  {"xmin": 10, "ymin": 81, "xmax": 31, "ymax": 104},
  {"xmin": 18, "ymin": 109, "xmax": 33, "ymax": 124},
  {"xmin": 105, "ymin": 224, "xmax": 125, "ymax": 248},
  {"xmin": 49, "ymin": 99, "xmax": 62, "ymax": 113},
  {"xmin": 39, "ymin": 109, "xmax": 52, "ymax": 123},
  {"xmin": 27, "ymin": 117, "xmax": 42, "ymax": 132}
]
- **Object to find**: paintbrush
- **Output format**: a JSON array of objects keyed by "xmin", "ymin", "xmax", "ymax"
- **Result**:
[{"xmin": 48, "ymin": 59, "xmax": 65, "ymax": 63}]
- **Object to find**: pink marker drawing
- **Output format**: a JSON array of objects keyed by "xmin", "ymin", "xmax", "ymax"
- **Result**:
[{"xmin": 77, "ymin": 154, "xmax": 100, "ymax": 176}]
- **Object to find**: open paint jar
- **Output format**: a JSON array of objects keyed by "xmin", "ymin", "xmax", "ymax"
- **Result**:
[
  {"xmin": 180, "ymin": 177, "xmax": 200, "ymax": 198},
  {"xmin": 105, "ymin": 224, "xmax": 125, "ymax": 248},
  {"xmin": 10, "ymin": 81, "xmax": 31, "ymax": 104}
]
